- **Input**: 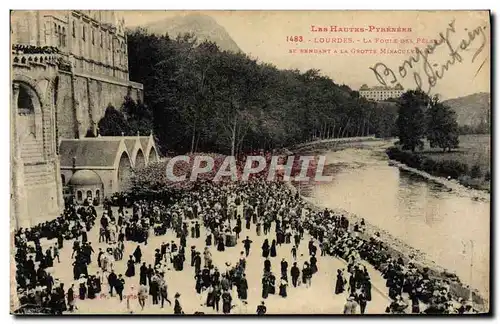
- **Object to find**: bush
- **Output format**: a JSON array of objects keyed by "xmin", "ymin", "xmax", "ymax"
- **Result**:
[
  {"xmin": 386, "ymin": 147, "xmax": 469, "ymax": 180},
  {"xmin": 421, "ymin": 158, "xmax": 437, "ymax": 173},
  {"xmin": 469, "ymin": 164, "xmax": 482, "ymax": 179}
]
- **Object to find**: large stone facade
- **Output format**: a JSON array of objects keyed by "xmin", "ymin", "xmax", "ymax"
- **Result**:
[{"xmin": 11, "ymin": 10, "xmax": 144, "ymax": 228}]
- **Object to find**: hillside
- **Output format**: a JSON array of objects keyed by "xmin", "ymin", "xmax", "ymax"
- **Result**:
[
  {"xmin": 143, "ymin": 13, "xmax": 242, "ymax": 53},
  {"xmin": 442, "ymin": 92, "xmax": 490, "ymax": 127}
]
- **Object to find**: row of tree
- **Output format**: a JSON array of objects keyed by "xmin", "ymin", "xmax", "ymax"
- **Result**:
[
  {"xmin": 396, "ymin": 90, "xmax": 460, "ymax": 152},
  {"xmin": 96, "ymin": 28, "xmax": 398, "ymax": 155}
]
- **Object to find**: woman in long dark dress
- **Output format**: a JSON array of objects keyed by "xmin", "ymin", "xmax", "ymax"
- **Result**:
[
  {"xmin": 174, "ymin": 293, "xmax": 183, "ymax": 314},
  {"xmin": 279, "ymin": 278, "xmax": 288, "ymax": 298},
  {"xmin": 67, "ymin": 285, "xmax": 75, "ymax": 311},
  {"xmin": 217, "ymin": 236, "xmax": 225, "ymax": 252},
  {"xmin": 195, "ymin": 271, "xmax": 203, "ymax": 294},
  {"xmin": 140, "ymin": 263, "xmax": 148, "ymax": 286},
  {"xmin": 239, "ymin": 275, "xmax": 248, "ymax": 301},
  {"xmin": 222, "ymin": 291, "xmax": 232, "ymax": 314},
  {"xmin": 125, "ymin": 256, "xmax": 136, "ymax": 277},
  {"xmin": 262, "ymin": 239, "xmax": 270, "ymax": 258},
  {"xmin": 46, "ymin": 249, "xmax": 53, "ymax": 268},
  {"xmin": 302, "ymin": 262, "xmax": 310, "ymax": 285},
  {"xmin": 133, "ymin": 246, "xmax": 142, "ymax": 263},
  {"xmin": 87, "ymin": 277, "xmax": 96, "ymax": 299},
  {"xmin": 264, "ymin": 258, "xmax": 271, "ymax": 273},
  {"xmin": 79, "ymin": 282, "xmax": 87, "ymax": 300},
  {"xmin": 261, "ymin": 276, "xmax": 269, "ymax": 299},
  {"xmin": 335, "ymin": 269, "xmax": 345, "ymax": 294},
  {"xmin": 310, "ymin": 254, "xmax": 318, "ymax": 274},
  {"xmin": 205, "ymin": 234, "xmax": 212, "ymax": 246},
  {"xmin": 358, "ymin": 292, "xmax": 368, "ymax": 314},
  {"xmin": 270, "ymin": 240, "xmax": 277, "ymax": 257},
  {"xmin": 364, "ymin": 278, "xmax": 372, "ymax": 301},
  {"xmin": 268, "ymin": 273, "xmax": 276, "ymax": 295}
]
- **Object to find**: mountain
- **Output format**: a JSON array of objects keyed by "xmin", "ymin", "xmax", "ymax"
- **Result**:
[
  {"xmin": 442, "ymin": 92, "xmax": 490, "ymax": 127},
  {"xmin": 143, "ymin": 13, "xmax": 242, "ymax": 53}
]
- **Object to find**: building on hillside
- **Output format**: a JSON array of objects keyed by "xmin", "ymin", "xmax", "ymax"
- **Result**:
[
  {"xmin": 11, "ymin": 10, "xmax": 144, "ymax": 228},
  {"xmin": 59, "ymin": 134, "xmax": 160, "ymax": 205},
  {"xmin": 359, "ymin": 83, "xmax": 404, "ymax": 101}
]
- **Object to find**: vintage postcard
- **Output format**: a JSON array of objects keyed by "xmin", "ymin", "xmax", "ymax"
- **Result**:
[{"xmin": 10, "ymin": 10, "xmax": 490, "ymax": 315}]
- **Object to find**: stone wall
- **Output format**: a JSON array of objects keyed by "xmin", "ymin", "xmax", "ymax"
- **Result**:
[
  {"xmin": 18, "ymin": 161, "xmax": 61, "ymax": 228},
  {"xmin": 56, "ymin": 71, "xmax": 143, "ymax": 139}
]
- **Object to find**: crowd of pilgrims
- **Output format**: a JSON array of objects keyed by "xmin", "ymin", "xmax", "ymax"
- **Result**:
[{"xmin": 13, "ymin": 177, "xmax": 477, "ymax": 315}]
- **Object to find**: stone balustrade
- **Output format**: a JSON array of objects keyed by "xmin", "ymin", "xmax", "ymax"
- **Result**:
[{"xmin": 12, "ymin": 52, "xmax": 60, "ymax": 67}]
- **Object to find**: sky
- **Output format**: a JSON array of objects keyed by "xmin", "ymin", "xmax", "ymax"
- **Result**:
[{"xmin": 121, "ymin": 10, "xmax": 490, "ymax": 100}]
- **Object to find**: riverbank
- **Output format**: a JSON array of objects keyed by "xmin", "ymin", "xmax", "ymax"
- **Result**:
[
  {"xmin": 386, "ymin": 146, "xmax": 490, "ymax": 194},
  {"xmin": 388, "ymin": 160, "xmax": 490, "ymax": 203},
  {"xmin": 288, "ymin": 142, "xmax": 489, "ymax": 313},
  {"xmin": 292, "ymin": 136, "xmax": 379, "ymax": 153}
]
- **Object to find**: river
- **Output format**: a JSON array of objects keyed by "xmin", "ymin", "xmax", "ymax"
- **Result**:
[{"xmin": 308, "ymin": 140, "xmax": 490, "ymax": 298}]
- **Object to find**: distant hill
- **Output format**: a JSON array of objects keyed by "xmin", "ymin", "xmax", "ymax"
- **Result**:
[
  {"xmin": 143, "ymin": 13, "xmax": 242, "ymax": 53},
  {"xmin": 442, "ymin": 92, "xmax": 490, "ymax": 127}
]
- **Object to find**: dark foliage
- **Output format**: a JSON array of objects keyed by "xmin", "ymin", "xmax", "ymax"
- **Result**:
[
  {"xmin": 386, "ymin": 147, "xmax": 469, "ymax": 180},
  {"xmin": 125, "ymin": 28, "xmax": 398, "ymax": 155}
]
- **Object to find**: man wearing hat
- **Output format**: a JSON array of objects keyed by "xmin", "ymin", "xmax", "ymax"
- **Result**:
[
  {"xmin": 174, "ymin": 292, "xmax": 183, "ymax": 314},
  {"xmin": 190, "ymin": 246, "xmax": 197, "ymax": 267},
  {"xmin": 115, "ymin": 274, "xmax": 125, "ymax": 301}
]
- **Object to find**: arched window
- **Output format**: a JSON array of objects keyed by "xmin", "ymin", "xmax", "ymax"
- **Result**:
[
  {"xmin": 82, "ymin": 26, "xmax": 86, "ymax": 41},
  {"xmin": 77, "ymin": 190, "xmax": 83, "ymax": 201},
  {"xmin": 72, "ymin": 21, "xmax": 76, "ymax": 37},
  {"xmin": 96, "ymin": 189, "xmax": 100, "ymax": 199},
  {"xmin": 100, "ymin": 31, "xmax": 103, "ymax": 47},
  {"xmin": 91, "ymin": 29, "xmax": 95, "ymax": 45},
  {"xmin": 16, "ymin": 83, "xmax": 38, "ymax": 138},
  {"xmin": 86, "ymin": 190, "xmax": 93, "ymax": 199},
  {"xmin": 61, "ymin": 174, "xmax": 66, "ymax": 185},
  {"xmin": 17, "ymin": 85, "xmax": 34, "ymax": 115}
]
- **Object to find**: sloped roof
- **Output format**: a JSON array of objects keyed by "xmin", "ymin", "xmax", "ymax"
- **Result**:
[
  {"xmin": 140, "ymin": 137, "xmax": 150, "ymax": 152},
  {"xmin": 123, "ymin": 139, "xmax": 136, "ymax": 154},
  {"xmin": 59, "ymin": 139, "xmax": 124, "ymax": 167}
]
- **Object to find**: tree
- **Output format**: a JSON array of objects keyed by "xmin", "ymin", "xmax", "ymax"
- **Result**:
[
  {"xmin": 122, "ymin": 95, "xmax": 154, "ymax": 136},
  {"xmin": 469, "ymin": 164, "xmax": 482, "ymax": 179},
  {"xmin": 85, "ymin": 128, "xmax": 96, "ymax": 137},
  {"xmin": 396, "ymin": 90, "xmax": 428, "ymax": 152},
  {"xmin": 426, "ymin": 100, "xmax": 460, "ymax": 152},
  {"xmin": 98, "ymin": 105, "xmax": 130, "ymax": 136}
]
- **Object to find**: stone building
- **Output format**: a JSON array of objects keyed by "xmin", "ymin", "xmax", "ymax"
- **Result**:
[
  {"xmin": 359, "ymin": 83, "xmax": 404, "ymax": 101},
  {"xmin": 59, "ymin": 134, "xmax": 160, "ymax": 205},
  {"xmin": 11, "ymin": 10, "xmax": 144, "ymax": 228}
]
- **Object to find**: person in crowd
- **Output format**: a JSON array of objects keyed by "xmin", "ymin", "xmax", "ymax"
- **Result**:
[{"xmin": 256, "ymin": 301, "xmax": 267, "ymax": 315}]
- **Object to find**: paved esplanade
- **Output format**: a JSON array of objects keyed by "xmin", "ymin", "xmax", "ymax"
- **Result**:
[{"xmin": 44, "ymin": 205, "xmax": 391, "ymax": 314}]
